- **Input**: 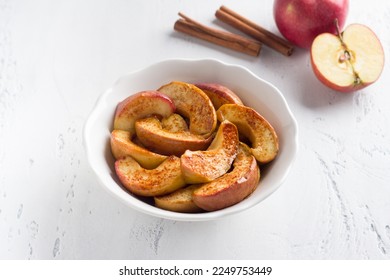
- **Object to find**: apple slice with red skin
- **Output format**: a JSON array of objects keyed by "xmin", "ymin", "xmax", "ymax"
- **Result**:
[
  {"xmin": 110, "ymin": 129, "xmax": 167, "ymax": 169},
  {"xmin": 194, "ymin": 83, "xmax": 243, "ymax": 109},
  {"xmin": 115, "ymin": 155, "xmax": 186, "ymax": 197},
  {"xmin": 114, "ymin": 91, "xmax": 175, "ymax": 134},
  {"xmin": 135, "ymin": 116, "xmax": 214, "ymax": 156},
  {"xmin": 216, "ymin": 104, "xmax": 279, "ymax": 164},
  {"xmin": 193, "ymin": 143, "xmax": 260, "ymax": 212},
  {"xmin": 311, "ymin": 23, "xmax": 384, "ymax": 92},
  {"xmin": 180, "ymin": 120, "xmax": 239, "ymax": 184},
  {"xmin": 157, "ymin": 81, "xmax": 217, "ymax": 137}
]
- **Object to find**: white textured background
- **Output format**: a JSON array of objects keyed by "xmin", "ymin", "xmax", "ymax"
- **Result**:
[{"xmin": 0, "ymin": 0, "xmax": 389, "ymax": 259}]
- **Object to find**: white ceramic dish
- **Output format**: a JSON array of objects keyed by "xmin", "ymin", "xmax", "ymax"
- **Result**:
[{"xmin": 83, "ymin": 58, "xmax": 298, "ymax": 221}]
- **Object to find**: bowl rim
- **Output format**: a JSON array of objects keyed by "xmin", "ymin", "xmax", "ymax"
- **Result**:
[{"xmin": 83, "ymin": 58, "xmax": 299, "ymax": 221}]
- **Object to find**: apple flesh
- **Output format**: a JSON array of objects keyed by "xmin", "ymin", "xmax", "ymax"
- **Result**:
[
  {"xmin": 154, "ymin": 185, "xmax": 203, "ymax": 213},
  {"xmin": 274, "ymin": 0, "xmax": 349, "ymax": 49},
  {"xmin": 114, "ymin": 91, "xmax": 175, "ymax": 134},
  {"xmin": 161, "ymin": 113, "xmax": 189, "ymax": 133},
  {"xmin": 311, "ymin": 24, "xmax": 385, "ymax": 92}
]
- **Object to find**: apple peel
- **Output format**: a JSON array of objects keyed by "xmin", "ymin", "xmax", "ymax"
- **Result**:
[{"xmin": 194, "ymin": 83, "xmax": 243, "ymax": 109}]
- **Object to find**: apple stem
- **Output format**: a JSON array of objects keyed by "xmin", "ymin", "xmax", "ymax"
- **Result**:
[
  {"xmin": 334, "ymin": 19, "xmax": 346, "ymax": 48},
  {"xmin": 334, "ymin": 18, "xmax": 362, "ymax": 86}
]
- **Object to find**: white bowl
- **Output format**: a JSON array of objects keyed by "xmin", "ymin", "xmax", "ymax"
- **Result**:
[{"xmin": 83, "ymin": 58, "xmax": 298, "ymax": 221}]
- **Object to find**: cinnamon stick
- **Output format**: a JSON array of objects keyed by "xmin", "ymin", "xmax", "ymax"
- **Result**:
[
  {"xmin": 216, "ymin": 6, "xmax": 294, "ymax": 56},
  {"xmin": 174, "ymin": 13, "xmax": 262, "ymax": 57}
]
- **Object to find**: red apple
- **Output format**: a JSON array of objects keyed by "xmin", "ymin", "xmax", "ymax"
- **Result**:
[
  {"xmin": 274, "ymin": 0, "xmax": 349, "ymax": 49},
  {"xmin": 311, "ymin": 23, "xmax": 385, "ymax": 92}
]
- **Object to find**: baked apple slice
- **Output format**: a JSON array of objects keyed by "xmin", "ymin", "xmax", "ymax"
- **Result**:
[
  {"xmin": 194, "ymin": 83, "xmax": 243, "ymax": 109},
  {"xmin": 114, "ymin": 91, "xmax": 175, "ymax": 134},
  {"xmin": 154, "ymin": 185, "xmax": 203, "ymax": 213},
  {"xmin": 157, "ymin": 81, "xmax": 217, "ymax": 137},
  {"xmin": 110, "ymin": 129, "xmax": 167, "ymax": 169},
  {"xmin": 135, "ymin": 117, "xmax": 214, "ymax": 156},
  {"xmin": 180, "ymin": 120, "xmax": 239, "ymax": 184},
  {"xmin": 193, "ymin": 143, "xmax": 260, "ymax": 211},
  {"xmin": 115, "ymin": 156, "xmax": 186, "ymax": 197},
  {"xmin": 217, "ymin": 104, "xmax": 279, "ymax": 163}
]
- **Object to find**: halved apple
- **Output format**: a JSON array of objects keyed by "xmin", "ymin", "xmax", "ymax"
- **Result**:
[
  {"xmin": 311, "ymin": 23, "xmax": 384, "ymax": 92},
  {"xmin": 193, "ymin": 143, "xmax": 260, "ymax": 212},
  {"xmin": 217, "ymin": 104, "xmax": 279, "ymax": 164},
  {"xmin": 110, "ymin": 129, "xmax": 167, "ymax": 169},
  {"xmin": 157, "ymin": 81, "xmax": 217, "ymax": 137},
  {"xmin": 115, "ymin": 156, "xmax": 186, "ymax": 197},
  {"xmin": 154, "ymin": 185, "xmax": 203, "ymax": 213},
  {"xmin": 113, "ymin": 91, "xmax": 175, "ymax": 134},
  {"xmin": 135, "ymin": 116, "xmax": 214, "ymax": 156},
  {"xmin": 180, "ymin": 120, "xmax": 239, "ymax": 184},
  {"xmin": 194, "ymin": 83, "xmax": 244, "ymax": 109}
]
